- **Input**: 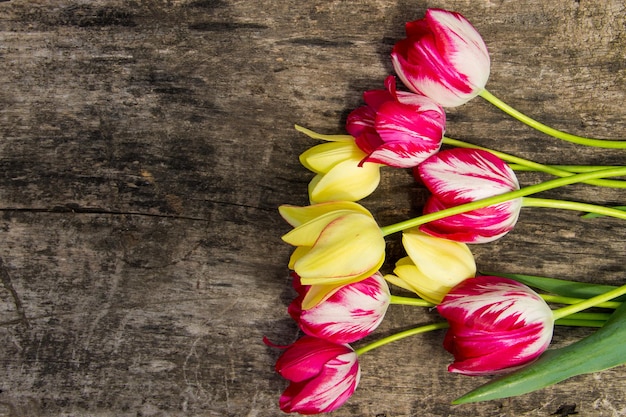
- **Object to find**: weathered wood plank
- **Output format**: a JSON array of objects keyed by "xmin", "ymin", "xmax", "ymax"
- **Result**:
[{"xmin": 0, "ymin": 1, "xmax": 624, "ymax": 416}]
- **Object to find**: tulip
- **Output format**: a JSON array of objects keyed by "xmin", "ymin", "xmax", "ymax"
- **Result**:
[
  {"xmin": 391, "ymin": 8, "xmax": 490, "ymax": 107},
  {"xmin": 273, "ymin": 336, "xmax": 360, "ymax": 414},
  {"xmin": 437, "ymin": 276, "xmax": 555, "ymax": 376},
  {"xmin": 279, "ymin": 201, "xmax": 386, "ymax": 308},
  {"xmin": 384, "ymin": 229, "xmax": 476, "ymax": 304},
  {"xmin": 299, "ymin": 130, "xmax": 381, "ymax": 203},
  {"xmin": 289, "ymin": 272, "xmax": 390, "ymax": 344},
  {"xmin": 345, "ymin": 75, "xmax": 445, "ymax": 168},
  {"xmin": 417, "ymin": 148, "xmax": 522, "ymax": 243}
]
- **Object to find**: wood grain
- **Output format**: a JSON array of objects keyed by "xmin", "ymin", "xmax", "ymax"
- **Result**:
[{"xmin": 0, "ymin": 1, "xmax": 624, "ymax": 416}]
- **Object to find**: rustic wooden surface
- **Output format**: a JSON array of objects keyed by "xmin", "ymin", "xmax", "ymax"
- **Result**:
[{"xmin": 0, "ymin": 1, "xmax": 624, "ymax": 416}]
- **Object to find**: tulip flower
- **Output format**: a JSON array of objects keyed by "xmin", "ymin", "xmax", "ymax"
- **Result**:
[
  {"xmin": 391, "ymin": 8, "xmax": 490, "ymax": 107},
  {"xmin": 417, "ymin": 148, "xmax": 522, "ymax": 243},
  {"xmin": 437, "ymin": 276, "xmax": 555, "ymax": 376},
  {"xmin": 345, "ymin": 75, "xmax": 445, "ymax": 168},
  {"xmin": 279, "ymin": 201, "xmax": 386, "ymax": 308},
  {"xmin": 289, "ymin": 272, "xmax": 390, "ymax": 344},
  {"xmin": 298, "ymin": 127, "xmax": 381, "ymax": 203},
  {"xmin": 271, "ymin": 336, "xmax": 360, "ymax": 414},
  {"xmin": 384, "ymin": 229, "xmax": 476, "ymax": 304}
]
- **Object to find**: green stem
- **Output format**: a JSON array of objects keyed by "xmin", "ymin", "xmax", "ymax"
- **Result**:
[
  {"xmin": 554, "ymin": 319, "xmax": 605, "ymax": 328},
  {"xmin": 540, "ymin": 294, "xmax": 620, "ymax": 309},
  {"xmin": 521, "ymin": 197, "xmax": 626, "ymax": 220},
  {"xmin": 563, "ymin": 312, "xmax": 612, "ymax": 321},
  {"xmin": 443, "ymin": 137, "xmax": 626, "ymax": 188},
  {"xmin": 479, "ymin": 89, "xmax": 626, "ymax": 149},
  {"xmin": 392, "ymin": 293, "xmax": 619, "ymax": 310},
  {"xmin": 389, "ymin": 295, "xmax": 435, "ymax": 307},
  {"xmin": 353, "ymin": 313, "xmax": 608, "ymax": 357},
  {"xmin": 379, "ymin": 166, "xmax": 626, "ymax": 236},
  {"xmin": 509, "ymin": 164, "xmax": 624, "ymax": 173},
  {"xmin": 552, "ymin": 284, "xmax": 626, "ymax": 321},
  {"xmin": 354, "ymin": 322, "xmax": 449, "ymax": 356}
]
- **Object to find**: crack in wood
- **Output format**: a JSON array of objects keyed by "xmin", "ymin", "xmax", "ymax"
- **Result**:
[
  {"xmin": 0, "ymin": 206, "xmax": 210, "ymax": 222},
  {"xmin": 0, "ymin": 256, "xmax": 29, "ymax": 328}
]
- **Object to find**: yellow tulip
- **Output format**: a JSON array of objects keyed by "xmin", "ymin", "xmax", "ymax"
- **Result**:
[
  {"xmin": 384, "ymin": 229, "xmax": 475, "ymax": 304},
  {"xmin": 279, "ymin": 202, "xmax": 386, "ymax": 308},
  {"xmin": 296, "ymin": 126, "xmax": 381, "ymax": 203}
]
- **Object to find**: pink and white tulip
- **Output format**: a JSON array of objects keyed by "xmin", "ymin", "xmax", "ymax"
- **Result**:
[
  {"xmin": 391, "ymin": 8, "xmax": 490, "ymax": 107},
  {"xmin": 437, "ymin": 276, "xmax": 554, "ymax": 376},
  {"xmin": 417, "ymin": 148, "xmax": 522, "ymax": 243},
  {"xmin": 272, "ymin": 336, "xmax": 360, "ymax": 414},
  {"xmin": 289, "ymin": 272, "xmax": 390, "ymax": 344},
  {"xmin": 346, "ymin": 75, "xmax": 445, "ymax": 168}
]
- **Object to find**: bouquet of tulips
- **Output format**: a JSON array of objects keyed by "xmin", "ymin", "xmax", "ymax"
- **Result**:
[{"xmin": 265, "ymin": 9, "xmax": 626, "ymax": 415}]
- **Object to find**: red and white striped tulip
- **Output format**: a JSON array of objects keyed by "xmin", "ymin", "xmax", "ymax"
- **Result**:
[
  {"xmin": 417, "ymin": 148, "xmax": 522, "ymax": 243},
  {"xmin": 346, "ymin": 75, "xmax": 445, "ymax": 168},
  {"xmin": 437, "ymin": 276, "xmax": 554, "ymax": 376},
  {"xmin": 391, "ymin": 8, "xmax": 490, "ymax": 107},
  {"xmin": 289, "ymin": 272, "xmax": 390, "ymax": 344},
  {"xmin": 272, "ymin": 336, "xmax": 360, "ymax": 414}
]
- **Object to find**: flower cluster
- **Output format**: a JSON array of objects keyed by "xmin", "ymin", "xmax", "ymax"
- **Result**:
[{"xmin": 267, "ymin": 8, "xmax": 626, "ymax": 415}]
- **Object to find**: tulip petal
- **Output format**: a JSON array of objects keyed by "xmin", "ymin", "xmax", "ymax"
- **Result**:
[
  {"xmin": 446, "ymin": 322, "xmax": 549, "ymax": 375},
  {"xmin": 276, "ymin": 336, "xmax": 352, "ymax": 382},
  {"xmin": 363, "ymin": 87, "xmax": 395, "ymax": 110},
  {"xmin": 288, "ymin": 246, "xmax": 310, "ymax": 270},
  {"xmin": 282, "ymin": 210, "xmax": 354, "ymax": 246},
  {"xmin": 345, "ymin": 105, "xmax": 377, "ymax": 139},
  {"xmin": 309, "ymin": 158, "xmax": 381, "ymax": 203},
  {"xmin": 403, "ymin": 229, "xmax": 476, "ymax": 283},
  {"xmin": 300, "ymin": 142, "xmax": 364, "ymax": 174},
  {"xmin": 300, "ymin": 282, "xmax": 346, "ymax": 311},
  {"xmin": 294, "ymin": 213, "xmax": 385, "ymax": 285},
  {"xmin": 392, "ymin": 264, "xmax": 453, "ymax": 304},
  {"xmin": 383, "ymin": 269, "xmax": 415, "ymax": 293},
  {"xmin": 419, "ymin": 148, "xmax": 520, "ymax": 204},
  {"xmin": 279, "ymin": 201, "xmax": 373, "ymax": 227},
  {"xmin": 440, "ymin": 278, "xmax": 554, "ymax": 328},
  {"xmin": 426, "ymin": 8, "xmax": 490, "ymax": 92},
  {"xmin": 420, "ymin": 196, "xmax": 522, "ymax": 243}
]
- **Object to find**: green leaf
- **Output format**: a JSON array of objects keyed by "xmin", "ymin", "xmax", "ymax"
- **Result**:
[
  {"xmin": 453, "ymin": 300, "xmax": 626, "ymax": 404},
  {"xmin": 484, "ymin": 272, "xmax": 624, "ymax": 301},
  {"xmin": 582, "ymin": 205, "xmax": 626, "ymax": 218}
]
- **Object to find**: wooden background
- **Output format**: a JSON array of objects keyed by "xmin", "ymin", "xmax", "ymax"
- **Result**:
[{"xmin": 0, "ymin": 1, "xmax": 624, "ymax": 416}]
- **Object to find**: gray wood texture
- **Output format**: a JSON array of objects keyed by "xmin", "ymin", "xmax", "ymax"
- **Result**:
[{"xmin": 0, "ymin": 1, "xmax": 624, "ymax": 416}]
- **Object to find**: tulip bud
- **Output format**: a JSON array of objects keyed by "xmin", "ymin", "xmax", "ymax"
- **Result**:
[
  {"xmin": 273, "ymin": 336, "xmax": 360, "ymax": 414},
  {"xmin": 437, "ymin": 276, "xmax": 555, "ymax": 375},
  {"xmin": 346, "ymin": 75, "xmax": 445, "ymax": 168},
  {"xmin": 417, "ymin": 148, "xmax": 522, "ymax": 243},
  {"xmin": 289, "ymin": 272, "xmax": 390, "ymax": 344},
  {"xmin": 384, "ymin": 229, "xmax": 476, "ymax": 304},
  {"xmin": 391, "ymin": 8, "xmax": 490, "ymax": 107}
]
